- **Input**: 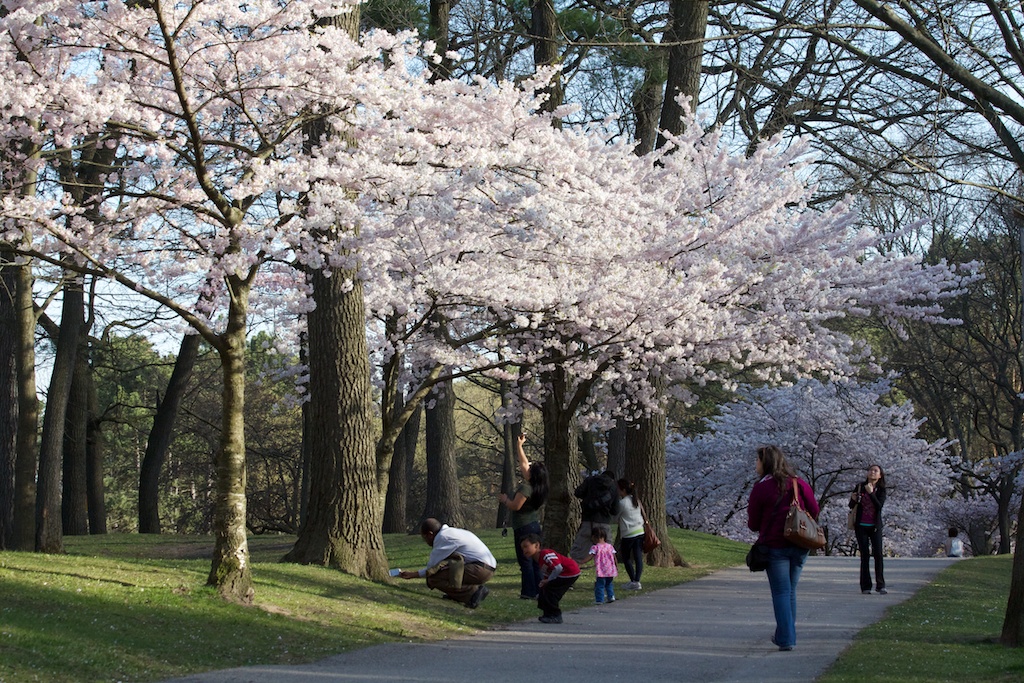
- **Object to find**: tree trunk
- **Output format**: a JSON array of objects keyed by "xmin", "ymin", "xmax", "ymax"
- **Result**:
[
  {"xmin": 282, "ymin": 267, "xmax": 389, "ymax": 580},
  {"xmin": 656, "ymin": 0, "xmax": 708, "ymax": 147},
  {"xmin": 422, "ymin": 378, "xmax": 464, "ymax": 527},
  {"xmin": 625, "ymin": 409, "xmax": 687, "ymax": 567},
  {"xmin": 383, "ymin": 392, "xmax": 420, "ymax": 534},
  {"xmin": 86, "ymin": 368, "xmax": 106, "ymax": 535},
  {"xmin": 633, "ymin": 64, "xmax": 665, "ymax": 156},
  {"xmin": 606, "ymin": 420, "xmax": 626, "ymax": 479},
  {"xmin": 206, "ymin": 276, "xmax": 254, "ymax": 602},
  {"xmin": 496, "ymin": 386, "xmax": 516, "ymax": 529},
  {"xmin": 1000, "ymin": 197, "xmax": 1024, "ymax": 644},
  {"xmin": 1001, "ymin": 489, "xmax": 1024, "ymax": 645},
  {"xmin": 35, "ymin": 274, "xmax": 84, "ymax": 553},
  {"xmin": 0, "ymin": 251, "xmax": 16, "ymax": 550},
  {"xmin": 428, "ymin": 0, "xmax": 453, "ymax": 81},
  {"xmin": 298, "ymin": 333, "xmax": 311, "ymax": 528},
  {"xmin": 529, "ymin": 0, "xmax": 563, "ymax": 116},
  {"xmin": 139, "ymin": 333, "xmax": 201, "ymax": 533},
  {"xmin": 62, "ymin": 336, "xmax": 91, "ymax": 536},
  {"xmin": 12, "ymin": 252, "xmax": 36, "ymax": 551},
  {"xmin": 540, "ymin": 367, "xmax": 581, "ymax": 554}
]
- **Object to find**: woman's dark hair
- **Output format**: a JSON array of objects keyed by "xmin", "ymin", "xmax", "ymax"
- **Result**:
[
  {"xmin": 527, "ymin": 462, "xmax": 549, "ymax": 509},
  {"xmin": 590, "ymin": 526, "xmax": 608, "ymax": 543},
  {"xmin": 948, "ymin": 527, "xmax": 958, "ymax": 538},
  {"xmin": 617, "ymin": 478, "xmax": 638, "ymax": 507},
  {"xmin": 867, "ymin": 463, "xmax": 887, "ymax": 490},
  {"xmin": 757, "ymin": 445, "xmax": 795, "ymax": 491}
]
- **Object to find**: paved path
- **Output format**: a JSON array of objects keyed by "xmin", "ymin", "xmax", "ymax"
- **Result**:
[{"xmin": 164, "ymin": 556, "xmax": 956, "ymax": 683}]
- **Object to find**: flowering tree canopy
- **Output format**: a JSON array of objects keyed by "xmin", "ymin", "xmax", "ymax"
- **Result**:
[{"xmin": 666, "ymin": 379, "xmax": 952, "ymax": 556}]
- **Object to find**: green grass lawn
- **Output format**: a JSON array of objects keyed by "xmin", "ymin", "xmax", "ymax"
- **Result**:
[
  {"xmin": 5, "ymin": 531, "xmax": 1023, "ymax": 683},
  {"xmin": 0, "ymin": 528, "xmax": 745, "ymax": 683},
  {"xmin": 822, "ymin": 555, "xmax": 1024, "ymax": 683}
]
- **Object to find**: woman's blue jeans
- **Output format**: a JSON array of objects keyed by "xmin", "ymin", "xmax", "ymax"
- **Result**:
[
  {"xmin": 765, "ymin": 545, "xmax": 809, "ymax": 649},
  {"xmin": 514, "ymin": 521, "xmax": 543, "ymax": 598}
]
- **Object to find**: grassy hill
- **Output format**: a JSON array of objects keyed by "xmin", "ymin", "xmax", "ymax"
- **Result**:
[{"xmin": 0, "ymin": 528, "xmax": 746, "ymax": 682}]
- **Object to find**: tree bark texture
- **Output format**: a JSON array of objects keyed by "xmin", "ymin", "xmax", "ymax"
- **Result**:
[
  {"xmin": 540, "ymin": 367, "xmax": 581, "ymax": 554},
  {"xmin": 206, "ymin": 277, "xmax": 254, "ymax": 602},
  {"xmin": 12, "ymin": 252, "xmax": 37, "ymax": 551},
  {"xmin": 0, "ymin": 252, "xmax": 16, "ymax": 549},
  {"xmin": 1002, "ymin": 491, "xmax": 1024, "ymax": 645},
  {"xmin": 495, "ymin": 388, "xmax": 516, "ymax": 529},
  {"xmin": 383, "ymin": 393, "xmax": 420, "ymax": 534},
  {"xmin": 605, "ymin": 421, "xmax": 626, "ymax": 480},
  {"xmin": 624, "ymin": 410, "xmax": 686, "ymax": 567},
  {"xmin": 529, "ymin": 0, "xmax": 563, "ymax": 116},
  {"xmin": 428, "ymin": 0, "xmax": 453, "ymax": 81},
  {"xmin": 656, "ymin": 0, "xmax": 708, "ymax": 147},
  {"xmin": 85, "ymin": 370, "xmax": 106, "ymax": 534},
  {"xmin": 62, "ymin": 337, "xmax": 91, "ymax": 536},
  {"xmin": 633, "ymin": 64, "xmax": 665, "ymax": 156},
  {"xmin": 422, "ymin": 378, "xmax": 465, "ymax": 527},
  {"xmin": 282, "ymin": 268, "xmax": 389, "ymax": 580},
  {"xmin": 139, "ymin": 333, "xmax": 201, "ymax": 533},
  {"xmin": 35, "ymin": 274, "xmax": 84, "ymax": 553}
]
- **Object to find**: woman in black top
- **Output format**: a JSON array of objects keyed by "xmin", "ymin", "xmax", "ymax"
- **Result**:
[{"xmin": 849, "ymin": 464, "xmax": 887, "ymax": 594}]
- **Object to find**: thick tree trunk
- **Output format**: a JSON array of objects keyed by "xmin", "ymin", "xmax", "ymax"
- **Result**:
[
  {"xmin": 625, "ymin": 410, "xmax": 686, "ymax": 567},
  {"xmin": 282, "ymin": 267, "xmax": 389, "ymax": 580},
  {"xmin": 206, "ymin": 277, "xmax": 254, "ymax": 602},
  {"xmin": 62, "ymin": 336, "xmax": 91, "ymax": 536},
  {"xmin": 36, "ymin": 275, "xmax": 84, "ymax": 553},
  {"xmin": 139, "ymin": 333, "xmax": 201, "ymax": 533},
  {"xmin": 656, "ymin": 0, "xmax": 708, "ymax": 147},
  {"xmin": 540, "ymin": 368, "xmax": 581, "ymax": 554},
  {"xmin": 0, "ymin": 251, "xmax": 16, "ymax": 549},
  {"xmin": 12, "ymin": 253, "xmax": 37, "ymax": 551},
  {"xmin": 422, "ymin": 379, "xmax": 464, "ymax": 527}
]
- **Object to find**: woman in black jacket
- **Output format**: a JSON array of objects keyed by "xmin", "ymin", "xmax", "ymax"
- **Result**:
[{"xmin": 849, "ymin": 464, "xmax": 887, "ymax": 594}]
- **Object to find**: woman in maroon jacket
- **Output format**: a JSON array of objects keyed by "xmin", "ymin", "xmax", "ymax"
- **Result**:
[{"xmin": 748, "ymin": 445, "xmax": 820, "ymax": 652}]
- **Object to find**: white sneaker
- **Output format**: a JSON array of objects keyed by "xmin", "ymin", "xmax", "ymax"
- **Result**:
[{"xmin": 633, "ymin": 582, "xmax": 642, "ymax": 590}]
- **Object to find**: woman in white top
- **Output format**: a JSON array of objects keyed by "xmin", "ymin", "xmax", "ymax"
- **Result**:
[{"xmin": 616, "ymin": 478, "xmax": 646, "ymax": 590}]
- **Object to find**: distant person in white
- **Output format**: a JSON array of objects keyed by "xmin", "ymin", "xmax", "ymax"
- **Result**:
[{"xmin": 945, "ymin": 527, "xmax": 964, "ymax": 558}]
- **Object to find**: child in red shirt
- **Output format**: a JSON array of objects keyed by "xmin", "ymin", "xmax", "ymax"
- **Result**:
[{"xmin": 520, "ymin": 533, "xmax": 580, "ymax": 624}]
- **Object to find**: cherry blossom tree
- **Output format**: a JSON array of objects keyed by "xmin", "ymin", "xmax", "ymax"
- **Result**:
[
  {"xmin": 0, "ymin": 0, "xmax": 970, "ymax": 594},
  {"xmin": 666, "ymin": 379, "xmax": 953, "ymax": 556}
]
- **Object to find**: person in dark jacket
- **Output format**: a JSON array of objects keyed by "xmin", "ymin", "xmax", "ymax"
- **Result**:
[
  {"xmin": 849, "ymin": 464, "xmax": 887, "ymax": 594},
  {"xmin": 569, "ymin": 469, "xmax": 619, "ymax": 560}
]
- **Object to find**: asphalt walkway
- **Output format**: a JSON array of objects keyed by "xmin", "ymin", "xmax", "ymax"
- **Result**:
[{"xmin": 164, "ymin": 556, "xmax": 957, "ymax": 683}]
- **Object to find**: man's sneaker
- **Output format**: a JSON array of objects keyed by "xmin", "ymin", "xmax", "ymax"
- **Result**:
[{"xmin": 467, "ymin": 585, "xmax": 489, "ymax": 609}]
